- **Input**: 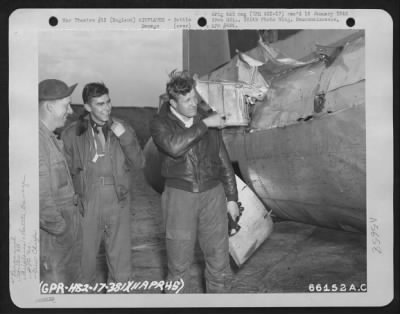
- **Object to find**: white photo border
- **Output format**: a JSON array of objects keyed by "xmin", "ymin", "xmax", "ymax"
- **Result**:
[{"xmin": 9, "ymin": 8, "xmax": 394, "ymax": 308}]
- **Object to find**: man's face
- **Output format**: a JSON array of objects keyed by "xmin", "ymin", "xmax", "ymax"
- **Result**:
[
  {"xmin": 170, "ymin": 89, "xmax": 198, "ymax": 119},
  {"xmin": 51, "ymin": 96, "xmax": 73, "ymax": 128},
  {"xmin": 84, "ymin": 94, "xmax": 112, "ymax": 124}
]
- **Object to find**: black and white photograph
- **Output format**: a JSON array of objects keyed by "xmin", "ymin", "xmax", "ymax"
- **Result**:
[{"xmin": 8, "ymin": 9, "xmax": 394, "ymax": 308}]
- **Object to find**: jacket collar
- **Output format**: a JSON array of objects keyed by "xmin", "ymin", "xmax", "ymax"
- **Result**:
[
  {"xmin": 159, "ymin": 102, "xmax": 204, "ymax": 127},
  {"xmin": 168, "ymin": 108, "xmax": 203, "ymax": 128},
  {"xmin": 170, "ymin": 106, "xmax": 194, "ymax": 128},
  {"xmin": 76, "ymin": 113, "xmax": 113, "ymax": 137},
  {"xmin": 76, "ymin": 113, "xmax": 90, "ymax": 136},
  {"xmin": 39, "ymin": 120, "xmax": 56, "ymax": 139}
]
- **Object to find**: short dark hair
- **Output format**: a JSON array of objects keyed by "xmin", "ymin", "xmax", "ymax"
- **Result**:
[
  {"xmin": 82, "ymin": 82, "xmax": 109, "ymax": 104},
  {"xmin": 166, "ymin": 70, "xmax": 194, "ymax": 101}
]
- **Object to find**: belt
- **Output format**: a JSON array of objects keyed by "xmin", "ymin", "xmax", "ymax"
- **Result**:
[{"xmin": 97, "ymin": 176, "xmax": 115, "ymax": 185}]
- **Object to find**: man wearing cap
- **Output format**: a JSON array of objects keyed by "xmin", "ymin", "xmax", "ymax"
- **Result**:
[
  {"xmin": 39, "ymin": 79, "xmax": 82, "ymax": 285},
  {"xmin": 62, "ymin": 82, "xmax": 145, "ymax": 286}
]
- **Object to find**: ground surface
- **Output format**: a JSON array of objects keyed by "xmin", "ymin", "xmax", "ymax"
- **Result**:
[{"xmin": 96, "ymin": 169, "xmax": 367, "ymax": 294}]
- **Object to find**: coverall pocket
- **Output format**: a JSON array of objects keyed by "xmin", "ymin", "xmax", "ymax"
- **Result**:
[{"xmin": 54, "ymin": 208, "xmax": 77, "ymax": 248}]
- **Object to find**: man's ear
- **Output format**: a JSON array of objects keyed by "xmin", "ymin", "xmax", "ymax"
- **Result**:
[
  {"xmin": 45, "ymin": 101, "xmax": 53, "ymax": 113},
  {"xmin": 83, "ymin": 103, "xmax": 92, "ymax": 112},
  {"xmin": 43, "ymin": 100, "xmax": 58, "ymax": 114},
  {"xmin": 169, "ymin": 99, "xmax": 177, "ymax": 109}
]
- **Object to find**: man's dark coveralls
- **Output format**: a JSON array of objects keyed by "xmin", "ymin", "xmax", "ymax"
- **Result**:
[
  {"xmin": 62, "ymin": 116, "xmax": 145, "ymax": 284},
  {"xmin": 151, "ymin": 104, "xmax": 238, "ymax": 293},
  {"xmin": 39, "ymin": 121, "xmax": 82, "ymax": 285}
]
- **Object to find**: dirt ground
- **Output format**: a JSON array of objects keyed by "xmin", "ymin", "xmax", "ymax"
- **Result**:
[{"xmin": 96, "ymin": 169, "xmax": 367, "ymax": 294}]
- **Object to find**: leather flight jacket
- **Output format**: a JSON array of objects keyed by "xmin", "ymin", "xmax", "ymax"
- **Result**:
[{"xmin": 150, "ymin": 104, "xmax": 238, "ymax": 202}]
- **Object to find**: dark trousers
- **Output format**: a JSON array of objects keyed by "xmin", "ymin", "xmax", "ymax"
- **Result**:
[{"xmin": 161, "ymin": 184, "xmax": 232, "ymax": 293}]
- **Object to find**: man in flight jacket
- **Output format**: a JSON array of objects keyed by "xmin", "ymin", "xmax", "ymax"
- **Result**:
[{"xmin": 151, "ymin": 70, "xmax": 239, "ymax": 293}]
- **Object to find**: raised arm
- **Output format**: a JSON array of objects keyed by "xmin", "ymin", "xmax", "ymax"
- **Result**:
[
  {"xmin": 118, "ymin": 123, "xmax": 146, "ymax": 169},
  {"xmin": 150, "ymin": 117, "xmax": 208, "ymax": 158}
]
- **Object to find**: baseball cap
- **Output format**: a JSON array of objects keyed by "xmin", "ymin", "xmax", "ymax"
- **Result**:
[{"xmin": 39, "ymin": 79, "xmax": 78, "ymax": 101}]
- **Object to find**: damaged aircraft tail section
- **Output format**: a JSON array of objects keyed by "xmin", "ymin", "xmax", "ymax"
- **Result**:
[{"xmin": 144, "ymin": 30, "xmax": 366, "ymax": 232}]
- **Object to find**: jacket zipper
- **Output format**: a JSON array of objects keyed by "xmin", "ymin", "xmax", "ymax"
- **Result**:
[{"xmin": 193, "ymin": 146, "xmax": 200, "ymax": 188}]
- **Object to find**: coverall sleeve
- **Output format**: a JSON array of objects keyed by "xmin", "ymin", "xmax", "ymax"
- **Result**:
[
  {"xmin": 150, "ymin": 116, "xmax": 208, "ymax": 158},
  {"xmin": 39, "ymin": 142, "xmax": 67, "ymax": 235},
  {"xmin": 217, "ymin": 131, "xmax": 238, "ymax": 202},
  {"xmin": 118, "ymin": 124, "xmax": 146, "ymax": 169}
]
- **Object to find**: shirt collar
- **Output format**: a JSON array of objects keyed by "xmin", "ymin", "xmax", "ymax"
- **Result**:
[
  {"xmin": 170, "ymin": 106, "xmax": 193, "ymax": 128},
  {"xmin": 89, "ymin": 115, "xmax": 104, "ymax": 130},
  {"xmin": 89, "ymin": 115, "xmax": 110, "ymax": 138}
]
